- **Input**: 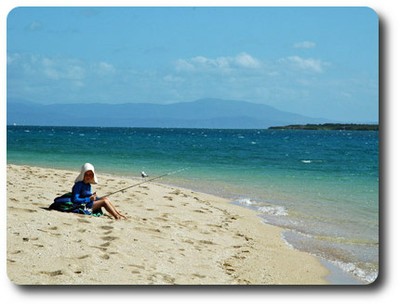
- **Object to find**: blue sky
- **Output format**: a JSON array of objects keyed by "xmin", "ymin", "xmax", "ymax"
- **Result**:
[{"xmin": 7, "ymin": 6, "xmax": 378, "ymax": 122}]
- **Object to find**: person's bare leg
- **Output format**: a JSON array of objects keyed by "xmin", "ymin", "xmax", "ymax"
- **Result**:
[
  {"xmin": 93, "ymin": 198, "xmax": 126, "ymax": 219},
  {"xmin": 103, "ymin": 197, "xmax": 127, "ymax": 219}
]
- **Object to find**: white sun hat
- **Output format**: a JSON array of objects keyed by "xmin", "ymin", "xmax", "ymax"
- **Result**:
[{"xmin": 75, "ymin": 163, "xmax": 98, "ymax": 184}]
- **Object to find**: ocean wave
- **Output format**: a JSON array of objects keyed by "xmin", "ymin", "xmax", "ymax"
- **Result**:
[
  {"xmin": 301, "ymin": 159, "xmax": 324, "ymax": 163},
  {"xmin": 283, "ymin": 230, "xmax": 378, "ymax": 284},
  {"xmin": 234, "ymin": 198, "xmax": 256, "ymax": 206},
  {"xmin": 257, "ymin": 205, "xmax": 288, "ymax": 216},
  {"xmin": 233, "ymin": 197, "xmax": 288, "ymax": 216},
  {"xmin": 330, "ymin": 260, "xmax": 378, "ymax": 284}
]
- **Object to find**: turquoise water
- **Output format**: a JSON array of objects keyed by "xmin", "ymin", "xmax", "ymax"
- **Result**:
[{"xmin": 7, "ymin": 126, "xmax": 379, "ymax": 283}]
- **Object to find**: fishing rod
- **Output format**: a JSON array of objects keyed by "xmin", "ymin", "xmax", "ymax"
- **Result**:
[{"xmin": 100, "ymin": 168, "xmax": 189, "ymax": 198}]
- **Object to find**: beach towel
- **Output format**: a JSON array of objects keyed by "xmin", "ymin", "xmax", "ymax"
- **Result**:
[{"xmin": 49, "ymin": 193, "xmax": 102, "ymax": 216}]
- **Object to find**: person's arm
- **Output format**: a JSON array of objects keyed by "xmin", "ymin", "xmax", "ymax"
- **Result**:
[{"xmin": 72, "ymin": 182, "xmax": 92, "ymax": 204}]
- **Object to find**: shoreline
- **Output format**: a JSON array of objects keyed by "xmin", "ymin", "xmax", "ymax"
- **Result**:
[{"xmin": 7, "ymin": 163, "xmax": 330, "ymax": 285}]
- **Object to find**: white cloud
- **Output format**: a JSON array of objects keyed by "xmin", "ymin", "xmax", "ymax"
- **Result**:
[
  {"xmin": 175, "ymin": 59, "xmax": 195, "ymax": 72},
  {"xmin": 7, "ymin": 54, "xmax": 117, "ymax": 83},
  {"xmin": 27, "ymin": 21, "xmax": 43, "ymax": 32},
  {"xmin": 341, "ymin": 91, "xmax": 353, "ymax": 98},
  {"xmin": 235, "ymin": 53, "xmax": 261, "ymax": 69},
  {"xmin": 280, "ymin": 56, "xmax": 329, "ymax": 73},
  {"xmin": 93, "ymin": 62, "xmax": 116, "ymax": 76},
  {"xmin": 7, "ymin": 53, "xmax": 18, "ymax": 64},
  {"xmin": 40, "ymin": 57, "xmax": 86, "ymax": 81},
  {"xmin": 192, "ymin": 55, "xmax": 231, "ymax": 69},
  {"xmin": 163, "ymin": 74, "xmax": 184, "ymax": 83},
  {"xmin": 7, "ymin": 53, "xmax": 122, "ymax": 102},
  {"xmin": 294, "ymin": 41, "xmax": 316, "ymax": 49},
  {"xmin": 175, "ymin": 52, "xmax": 261, "ymax": 73}
]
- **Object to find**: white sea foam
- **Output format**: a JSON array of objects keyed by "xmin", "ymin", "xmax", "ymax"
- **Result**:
[
  {"xmin": 257, "ymin": 205, "xmax": 288, "ymax": 216},
  {"xmin": 281, "ymin": 232, "xmax": 296, "ymax": 250},
  {"xmin": 331, "ymin": 260, "xmax": 378, "ymax": 284},
  {"xmin": 234, "ymin": 198, "xmax": 288, "ymax": 216},
  {"xmin": 235, "ymin": 198, "xmax": 256, "ymax": 206}
]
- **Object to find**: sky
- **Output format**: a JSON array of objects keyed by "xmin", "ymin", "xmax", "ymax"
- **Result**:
[{"xmin": 7, "ymin": 6, "xmax": 379, "ymax": 122}]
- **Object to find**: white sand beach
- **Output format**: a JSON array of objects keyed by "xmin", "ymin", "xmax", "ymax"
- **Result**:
[{"xmin": 7, "ymin": 164, "xmax": 329, "ymax": 285}]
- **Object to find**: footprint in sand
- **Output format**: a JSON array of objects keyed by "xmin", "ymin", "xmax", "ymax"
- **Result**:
[
  {"xmin": 100, "ymin": 254, "xmax": 110, "ymax": 260},
  {"xmin": 191, "ymin": 273, "xmax": 207, "ymax": 279},
  {"xmin": 199, "ymin": 239, "xmax": 216, "ymax": 245},
  {"xmin": 235, "ymin": 232, "xmax": 253, "ymax": 242},
  {"xmin": 182, "ymin": 239, "xmax": 194, "ymax": 245},
  {"xmin": 101, "ymin": 236, "xmax": 118, "ymax": 242},
  {"xmin": 169, "ymin": 189, "xmax": 181, "ymax": 196},
  {"xmin": 129, "ymin": 264, "xmax": 145, "ymax": 269},
  {"xmin": 9, "ymin": 207, "xmax": 37, "ymax": 213},
  {"xmin": 148, "ymin": 273, "xmax": 175, "ymax": 284},
  {"xmin": 100, "ymin": 242, "xmax": 110, "ymax": 248},
  {"xmin": 22, "ymin": 237, "xmax": 39, "ymax": 242},
  {"xmin": 99, "ymin": 225, "xmax": 113, "ymax": 230},
  {"xmin": 37, "ymin": 228, "xmax": 62, "ymax": 237},
  {"xmin": 155, "ymin": 216, "xmax": 169, "ymax": 222},
  {"xmin": 39, "ymin": 270, "xmax": 63, "ymax": 277},
  {"xmin": 222, "ymin": 262, "xmax": 236, "ymax": 274},
  {"xmin": 193, "ymin": 209, "xmax": 207, "ymax": 214},
  {"xmin": 77, "ymin": 218, "xmax": 91, "ymax": 224},
  {"xmin": 10, "ymin": 250, "xmax": 22, "ymax": 255},
  {"xmin": 77, "ymin": 254, "xmax": 90, "ymax": 260}
]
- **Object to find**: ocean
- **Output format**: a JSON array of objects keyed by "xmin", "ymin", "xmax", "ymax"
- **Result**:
[{"xmin": 7, "ymin": 125, "xmax": 379, "ymax": 284}]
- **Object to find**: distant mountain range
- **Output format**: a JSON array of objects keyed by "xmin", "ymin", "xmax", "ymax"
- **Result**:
[{"xmin": 7, "ymin": 98, "xmax": 329, "ymax": 129}]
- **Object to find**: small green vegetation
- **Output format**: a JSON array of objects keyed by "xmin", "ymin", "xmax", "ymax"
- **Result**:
[{"xmin": 268, "ymin": 123, "xmax": 378, "ymax": 131}]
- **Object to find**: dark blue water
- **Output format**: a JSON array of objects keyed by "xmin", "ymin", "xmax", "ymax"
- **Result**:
[{"xmin": 7, "ymin": 125, "xmax": 379, "ymax": 283}]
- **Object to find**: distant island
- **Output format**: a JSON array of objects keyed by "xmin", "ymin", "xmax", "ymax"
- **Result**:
[{"xmin": 268, "ymin": 123, "xmax": 378, "ymax": 131}]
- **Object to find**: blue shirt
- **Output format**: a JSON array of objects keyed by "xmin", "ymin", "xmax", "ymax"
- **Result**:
[{"xmin": 72, "ymin": 181, "xmax": 93, "ymax": 207}]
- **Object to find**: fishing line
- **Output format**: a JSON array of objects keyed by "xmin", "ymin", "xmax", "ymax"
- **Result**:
[{"xmin": 100, "ymin": 168, "xmax": 189, "ymax": 198}]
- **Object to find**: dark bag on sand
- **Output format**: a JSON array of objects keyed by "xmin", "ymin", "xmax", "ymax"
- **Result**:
[
  {"xmin": 49, "ymin": 193, "xmax": 90, "ymax": 215},
  {"xmin": 49, "ymin": 193, "xmax": 102, "ymax": 216}
]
